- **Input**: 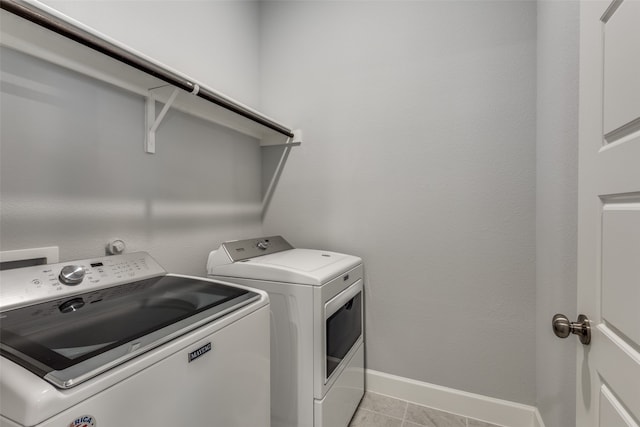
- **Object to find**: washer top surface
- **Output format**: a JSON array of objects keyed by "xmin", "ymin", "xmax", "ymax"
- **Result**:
[{"xmin": 208, "ymin": 247, "xmax": 362, "ymax": 286}]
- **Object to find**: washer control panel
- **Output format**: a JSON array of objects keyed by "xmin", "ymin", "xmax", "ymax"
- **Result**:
[{"xmin": 0, "ymin": 252, "xmax": 166, "ymax": 311}]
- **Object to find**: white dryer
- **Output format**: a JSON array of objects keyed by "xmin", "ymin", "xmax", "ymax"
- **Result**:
[{"xmin": 207, "ymin": 236, "xmax": 365, "ymax": 427}]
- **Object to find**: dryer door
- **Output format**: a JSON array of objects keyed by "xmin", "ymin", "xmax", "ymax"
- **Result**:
[{"xmin": 324, "ymin": 280, "xmax": 363, "ymax": 383}]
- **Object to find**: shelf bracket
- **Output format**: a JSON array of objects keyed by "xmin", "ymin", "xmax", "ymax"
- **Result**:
[
  {"xmin": 261, "ymin": 130, "xmax": 302, "ymax": 219},
  {"xmin": 260, "ymin": 129, "xmax": 303, "ymax": 147},
  {"xmin": 145, "ymin": 86, "xmax": 180, "ymax": 154}
]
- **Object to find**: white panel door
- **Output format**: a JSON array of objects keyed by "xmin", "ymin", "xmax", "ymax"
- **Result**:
[{"xmin": 577, "ymin": 1, "xmax": 640, "ymax": 426}]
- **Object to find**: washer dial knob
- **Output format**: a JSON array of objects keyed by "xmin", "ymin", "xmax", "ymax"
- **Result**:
[
  {"xmin": 59, "ymin": 297, "xmax": 85, "ymax": 313},
  {"xmin": 59, "ymin": 265, "xmax": 86, "ymax": 285}
]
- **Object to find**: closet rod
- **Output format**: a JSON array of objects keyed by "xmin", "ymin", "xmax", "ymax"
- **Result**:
[{"xmin": 1, "ymin": 0, "xmax": 295, "ymax": 139}]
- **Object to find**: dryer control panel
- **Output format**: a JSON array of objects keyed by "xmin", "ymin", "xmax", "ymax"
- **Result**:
[
  {"xmin": 221, "ymin": 235, "xmax": 294, "ymax": 262},
  {"xmin": 0, "ymin": 252, "xmax": 166, "ymax": 311}
]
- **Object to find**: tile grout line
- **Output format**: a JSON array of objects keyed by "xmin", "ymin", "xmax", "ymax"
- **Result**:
[
  {"xmin": 401, "ymin": 400, "xmax": 409, "ymax": 426},
  {"xmin": 359, "ymin": 407, "xmax": 405, "ymax": 422},
  {"xmin": 358, "ymin": 392, "xmax": 412, "ymax": 425}
]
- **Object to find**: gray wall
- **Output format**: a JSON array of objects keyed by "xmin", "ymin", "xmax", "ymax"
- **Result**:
[
  {"xmin": 536, "ymin": 1, "xmax": 579, "ymax": 426},
  {"xmin": 38, "ymin": 0, "xmax": 261, "ymax": 107},
  {"xmin": 259, "ymin": 1, "xmax": 537, "ymax": 405},
  {"xmin": 0, "ymin": 1, "xmax": 263, "ymax": 274}
]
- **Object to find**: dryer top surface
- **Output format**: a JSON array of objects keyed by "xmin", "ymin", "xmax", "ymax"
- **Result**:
[{"xmin": 208, "ymin": 248, "xmax": 362, "ymax": 285}]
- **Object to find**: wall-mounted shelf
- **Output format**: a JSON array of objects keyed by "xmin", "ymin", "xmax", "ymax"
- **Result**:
[{"xmin": 0, "ymin": 0, "xmax": 302, "ymax": 151}]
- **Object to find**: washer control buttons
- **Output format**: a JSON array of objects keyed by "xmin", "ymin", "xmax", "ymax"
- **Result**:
[{"xmin": 59, "ymin": 265, "xmax": 86, "ymax": 285}]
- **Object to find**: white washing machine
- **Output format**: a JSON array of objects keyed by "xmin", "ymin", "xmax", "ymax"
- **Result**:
[
  {"xmin": 0, "ymin": 251, "xmax": 270, "ymax": 427},
  {"xmin": 207, "ymin": 236, "xmax": 365, "ymax": 427}
]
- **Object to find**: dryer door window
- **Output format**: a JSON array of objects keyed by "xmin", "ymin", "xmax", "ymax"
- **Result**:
[{"xmin": 325, "ymin": 281, "xmax": 362, "ymax": 381}]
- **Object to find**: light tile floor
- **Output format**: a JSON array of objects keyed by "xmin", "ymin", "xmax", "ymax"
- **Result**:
[{"xmin": 349, "ymin": 392, "xmax": 505, "ymax": 427}]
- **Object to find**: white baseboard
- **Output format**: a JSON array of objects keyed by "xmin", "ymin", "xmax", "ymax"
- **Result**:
[
  {"xmin": 365, "ymin": 369, "xmax": 545, "ymax": 427},
  {"xmin": 533, "ymin": 408, "xmax": 546, "ymax": 427}
]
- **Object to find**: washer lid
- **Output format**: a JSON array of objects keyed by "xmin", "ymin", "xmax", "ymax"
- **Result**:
[
  {"xmin": 209, "ymin": 248, "xmax": 362, "ymax": 285},
  {"xmin": 0, "ymin": 273, "xmax": 259, "ymax": 389}
]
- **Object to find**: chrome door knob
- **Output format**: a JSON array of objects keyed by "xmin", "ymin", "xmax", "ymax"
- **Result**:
[{"xmin": 552, "ymin": 313, "xmax": 591, "ymax": 345}]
